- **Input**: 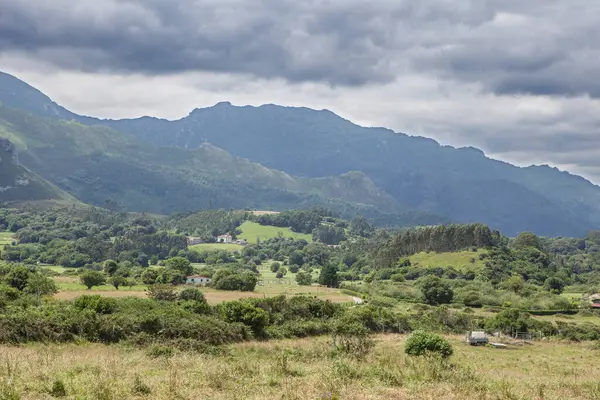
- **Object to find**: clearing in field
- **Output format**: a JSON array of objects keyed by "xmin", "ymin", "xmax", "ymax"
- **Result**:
[
  {"xmin": 238, "ymin": 221, "xmax": 312, "ymax": 244},
  {"xmin": 52, "ymin": 275, "xmax": 352, "ymax": 304},
  {"xmin": 409, "ymin": 249, "xmax": 487, "ymax": 271},
  {"xmin": 1, "ymin": 335, "xmax": 598, "ymax": 399},
  {"xmin": 0, "ymin": 231, "xmax": 14, "ymax": 246},
  {"xmin": 189, "ymin": 242, "xmax": 245, "ymax": 252}
]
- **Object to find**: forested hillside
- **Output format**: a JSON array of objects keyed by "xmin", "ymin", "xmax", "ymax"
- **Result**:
[{"xmin": 0, "ymin": 102, "xmax": 445, "ymax": 226}]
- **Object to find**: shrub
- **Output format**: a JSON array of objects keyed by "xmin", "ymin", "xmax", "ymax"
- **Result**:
[
  {"xmin": 330, "ymin": 320, "xmax": 374, "ymax": 359},
  {"xmin": 49, "ymin": 379, "xmax": 67, "ymax": 397},
  {"xmin": 146, "ymin": 344, "xmax": 175, "ymax": 358},
  {"xmin": 404, "ymin": 330, "xmax": 453, "ymax": 359},
  {"xmin": 80, "ymin": 271, "xmax": 106, "ymax": 289},
  {"xmin": 178, "ymin": 288, "xmax": 206, "ymax": 303},
  {"xmin": 289, "ymin": 264, "xmax": 300, "ymax": 273},
  {"xmin": 296, "ymin": 271, "xmax": 312, "ymax": 286},
  {"xmin": 270, "ymin": 262, "xmax": 281, "ymax": 273},
  {"xmin": 418, "ymin": 276, "xmax": 453, "ymax": 305},
  {"xmin": 132, "ymin": 375, "xmax": 151, "ymax": 396},
  {"xmin": 74, "ymin": 295, "xmax": 118, "ymax": 314},
  {"xmin": 147, "ymin": 284, "xmax": 178, "ymax": 301}
]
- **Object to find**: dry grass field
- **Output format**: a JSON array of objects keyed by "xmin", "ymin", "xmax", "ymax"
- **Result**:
[
  {"xmin": 53, "ymin": 276, "xmax": 353, "ymax": 304},
  {"xmin": 1, "ymin": 335, "xmax": 599, "ymax": 399}
]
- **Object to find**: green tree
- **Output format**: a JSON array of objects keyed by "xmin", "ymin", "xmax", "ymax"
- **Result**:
[
  {"xmin": 24, "ymin": 273, "xmax": 57, "ymax": 301},
  {"xmin": 147, "ymin": 284, "xmax": 178, "ymax": 301},
  {"xmin": 296, "ymin": 271, "xmax": 312, "ymax": 286},
  {"xmin": 513, "ymin": 232, "xmax": 542, "ymax": 250},
  {"xmin": 164, "ymin": 256, "xmax": 193, "ymax": 275},
  {"xmin": 270, "ymin": 262, "xmax": 281, "ymax": 273},
  {"xmin": 288, "ymin": 264, "xmax": 300, "ymax": 273},
  {"xmin": 219, "ymin": 300, "xmax": 268, "ymax": 338},
  {"xmin": 319, "ymin": 264, "xmax": 339, "ymax": 288},
  {"xmin": 418, "ymin": 275, "xmax": 453, "ymax": 305},
  {"xmin": 349, "ymin": 216, "xmax": 374, "ymax": 237},
  {"xmin": 141, "ymin": 269, "xmax": 158, "ymax": 284},
  {"xmin": 80, "ymin": 271, "xmax": 106, "ymax": 290},
  {"xmin": 178, "ymin": 287, "xmax": 206, "ymax": 303},
  {"xmin": 544, "ymin": 276, "xmax": 565, "ymax": 294},
  {"xmin": 103, "ymin": 259, "xmax": 119, "ymax": 276},
  {"xmin": 503, "ymin": 275, "xmax": 525, "ymax": 293},
  {"xmin": 275, "ymin": 267, "xmax": 287, "ymax": 279},
  {"xmin": 289, "ymin": 251, "xmax": 304, "ymax": 266},
  {"xmin": 5, "ymin": 266, "xmax": 30, "ymax": 290},
  {"xmin": 109, "ymin": 275, "xmax": 126, "ymax": 290},
  {"xmin": 404, "ymin": 330, "xmax": 453, "ymax": 359}
]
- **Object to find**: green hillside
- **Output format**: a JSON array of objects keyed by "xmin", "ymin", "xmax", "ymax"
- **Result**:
[
  {"xmin": 0, "ymin": 231, "xmax": 14, "ymax": 246},
  {"xmin": 409, "ymin": 249, "xmax": 487, "ymax": 271},
  {"xmin": 0, "ymin": 103, "xmax": 446, "ymax": 226},
  {"xmin": 237, "ymin": 221, "xmax": 313, "ymax": 244},
  {"xmin": 0, "ymin": 138, "xmax": 74, "ymax": 203}
]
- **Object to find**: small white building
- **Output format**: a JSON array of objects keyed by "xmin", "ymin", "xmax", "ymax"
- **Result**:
[
  {"xmin": 185, "ymin": 275, "xmax": 212, "ymax": 286},
  {"xmin": 235, "ymin": 239, "xmax": 248, "ymax": 245},
  {"xmin": 217, "ymin": 234, "xmax": 233, "ymax": 243}
]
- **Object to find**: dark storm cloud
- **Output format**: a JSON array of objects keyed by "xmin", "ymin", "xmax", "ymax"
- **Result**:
[
  {"xmin": 1, "ymin": 0, "xmax": 598, "ymax": 95},
  {"xmin": 0, "ymin": 0, "xmax": 493, "ymax": 87}
]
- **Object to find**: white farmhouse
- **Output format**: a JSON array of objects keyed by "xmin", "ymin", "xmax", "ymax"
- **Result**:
[{"xmin": 216, "ymin": 234, "xmax": 233, "ymax": 243}]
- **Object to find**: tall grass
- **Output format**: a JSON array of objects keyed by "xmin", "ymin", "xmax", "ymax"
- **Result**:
[{"xmin": 0, "ymin": 335, "xmax": 599, "ymax": 399}]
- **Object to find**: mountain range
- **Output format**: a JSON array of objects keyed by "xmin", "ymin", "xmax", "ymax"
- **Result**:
[{"xmin": 1, "ymin": 71, "xmax": 599, "ymax": 237}]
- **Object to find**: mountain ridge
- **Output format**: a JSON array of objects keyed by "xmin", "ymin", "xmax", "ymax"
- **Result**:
[
  {"xmin": 1, "ymin": 71, "xmax": 599, "ymax": 236},
  {"xmin": 0, "ymin": 100, "xmax": 444, "ymax": 227}
]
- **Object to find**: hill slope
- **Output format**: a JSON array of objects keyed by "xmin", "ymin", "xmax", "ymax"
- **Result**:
[
  {"xmin": 0, "ymin": 102, "xmax": 445, "ymax": 226},
  {"xmin": 0, "ymin": 138, "xmax": 72, "ymax": 203},
  {"xmin": 93, "ymin": 103, "xmax": 600, "ymax": 237},
  {"xmin": 1, "ymin": 71, "xmax": 599, "ymax": 236}
]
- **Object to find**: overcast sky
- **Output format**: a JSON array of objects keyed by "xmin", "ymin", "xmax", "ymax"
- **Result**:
[{"xmin": 1, "ymin": 0, "xmax": 600, "ymax": 182}]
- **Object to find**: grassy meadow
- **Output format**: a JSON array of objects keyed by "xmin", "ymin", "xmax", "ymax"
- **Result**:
[
  {"xmin": 237, "ymin": 221, "xmax": 312, "ymax": 244},
  {"xmin": 0, "ymin": 231, "xmax": 14, "ymax": 246},
  {"xmin": 189, "ymin": 243, "xmax": 245, "ymax": 252},
  {"xmin": 1, "ymin": 335, "xmax": 599, "ymax": 399},
  {"xmin": 409, "ymin": 249, "xmax": 487, "ymax": 271}
]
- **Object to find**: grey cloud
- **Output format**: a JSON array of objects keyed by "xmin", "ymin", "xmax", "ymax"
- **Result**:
[
  {"xmin": 1, "ymin": 0, "xmax": 599, "ymax": 96},
  {"xmin": 0, "ymin": 0, "xmax": 499, "ymax": 86}
]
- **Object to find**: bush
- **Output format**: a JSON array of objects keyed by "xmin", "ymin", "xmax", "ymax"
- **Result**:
[
  {"xmin": 178, "ymin": 288, "xmax": 206, "ymax": 303},
  {"xmin": 270, "ymin": 262, "xmax": 281, "ymax": 273},
  {"xmin": 49, "ymin": 378, "xmax": 67, "ymax": 397},
  {"xmin": 80, "ymin": 271, "xmax": 106, "ymax": 289},
  {"xmin": 330, "ymin": 320, "xmax": 374, "ymax": 359},
  {"xmin": 296, "ymin": 271, "xmax": 312, "ymax": 286},
  {"xmin": 404, "ymin": 330, "xmax": 453, "ymax": 359},
  {"xmin": 74, "ymin": 295, "xmax": 118, "ymax": 314},
  {"xmin": 147, "ymin": 284, "xmax": 178, "ymax": 301},
  {"xmin": 289, "ymin": 264, "xmax": 300, "ymax": 273},
  {"xmin": 418, "ymin": 276, "xmax": 453, "ymax": 305}
]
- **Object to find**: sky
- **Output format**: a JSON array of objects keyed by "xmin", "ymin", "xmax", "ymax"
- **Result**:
[{"xmin": 1, "ymin": 0, "xmax": 600, "ymax": 182}]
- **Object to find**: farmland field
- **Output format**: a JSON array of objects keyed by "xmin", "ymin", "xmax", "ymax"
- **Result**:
[
  {"xmin": 189, "ymin": 243, "xmax": 245, "ymax": 252},
  {"xmin": 52, "ymin": 275, "xmax": 351, "ymax": 304},
  {"xmin": 0, "ymin": 231, "xmax": 14, "ymax": 246},
  {"xmin": 1, "ymin": 334, "xmax": 598, "ymax": 399},
  {"xmin": 238, "ymin": 221, "xmax": 312, "ymax": 244},
  {"xmin": 409, "ymin": 249, "xmax": 487, "ymax": 271}
]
